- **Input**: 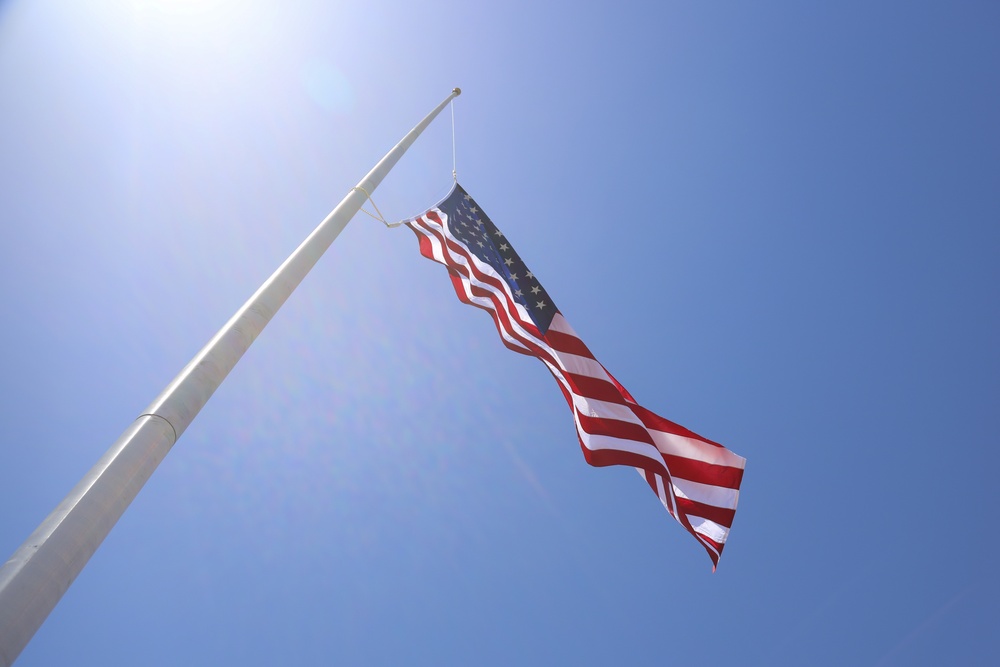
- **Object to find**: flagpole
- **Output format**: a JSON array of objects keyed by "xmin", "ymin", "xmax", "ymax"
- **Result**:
[{"xmin": 0, "ymin": 87, "xmax": 461, "ymax": 667}]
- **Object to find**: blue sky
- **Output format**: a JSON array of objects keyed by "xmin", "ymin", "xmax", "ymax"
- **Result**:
[{"xmin": 1, "ymin": 1, "xmax": 998, "ymax": 665}]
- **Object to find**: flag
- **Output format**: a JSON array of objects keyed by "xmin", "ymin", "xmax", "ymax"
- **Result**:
[{"xmin": 404, "ymin": 183, "xmax": 746, "ymax": 569}]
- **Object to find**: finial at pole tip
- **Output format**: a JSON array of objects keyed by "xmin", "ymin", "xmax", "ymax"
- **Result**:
[{"xmin": 453, "ymin": 87, "xmax": 462, "ymax": 96}]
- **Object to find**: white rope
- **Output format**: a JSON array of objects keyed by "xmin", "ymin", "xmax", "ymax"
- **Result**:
[
  {"xmin": 451, "ymin": 98, "xmax": 457, "ymax": 182},
  {"xmin": 361, "ymin": 91, "xmax": 459, "ymax": 229},
  {"xmin": 351, "ymin": 186, "xmax": 404, "ymax": 228}
]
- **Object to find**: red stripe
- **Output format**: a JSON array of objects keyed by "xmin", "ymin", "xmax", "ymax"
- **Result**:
[
  {"xmin": 675, "ymin": 497, "xmax": 736, "ymax": 528},
  {"xmin": 632, "ymin": 403, "xmax": 728, "ymax": 449},
  {"xmin": 564, "ymin": 373, "xmax": 632, "ymax": 405},
  {"xmin": 600, "ymin": 365, "xmax": 637, "ymax": 404},
  {"xmin": 410, "ymin": 223, "xmax": 437, "ymax": 261},
  {"xmin": 543, "ymin": 328, "xmax": 595, "ymax": 358},
  {"xmin": 662, "ymin": 455, "xmax": 744, "ymax": 490},
  {"xmin": 581, "ymin": 445, "xmax": 670, "ymax": 479},
  {"xmin": 642, "ymin": 469, "xmax": 676, "ymax": 518},
  {"xmin": 576, "ymin": 413, "xmax": 656, "ymax": 448},
  {"xmin": 694, "ymin": 533, "xmax": 724, "ymax": 569},
  {"xmin": 540, "ymin": 362, "xmax": 579, "ymax": 412}
]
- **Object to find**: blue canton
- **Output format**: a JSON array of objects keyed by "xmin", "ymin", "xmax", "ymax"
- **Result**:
[{"xmin": 437, "ymin": 184, "xmax": 557, "ymax": 334}]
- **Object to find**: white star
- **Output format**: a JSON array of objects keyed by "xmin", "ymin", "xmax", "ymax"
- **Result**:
[
  {"xmin": 463, "ymin": 194, "xmax": 471, "ymax": 201},
  {"xmin": 493, "ymin": 230, "xmax": 504, "ymax": 237},
  {"xmin": 476, "ymin": 240, "xmax": 485, "ymax": 248},
  {"xmin": 530, "ymin": 285, "xmax": 541, "ymax": 295},
  {"xmin": 514, "ymin": 289, "xmax": 523, "ymax": 297},
  {"xmin": 499, "ymin": 243, "xmax": 509, "ymax": 251},
  {"xmin": 509, "ymin": 272, "xmax": 518, "ymax": 280},
  {"xmin": 470, "ymin": 206, "xmax": 478, "ymax": 214},
  {"xmin": 535, "ymin": 300, "xmax": 547, "ymax": 310},
  {"xmin": 526, "ymin": 271, "xmax": 534, "ymax": 279},
  {"xmin": 504, "ymin": 257, "xmax": 514, "ymax": 266}
]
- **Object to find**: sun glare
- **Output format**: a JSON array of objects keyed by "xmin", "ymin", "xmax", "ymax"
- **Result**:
[{"xmin": 133, "ymin": 0, "xmax": 230, "ymax": 18}]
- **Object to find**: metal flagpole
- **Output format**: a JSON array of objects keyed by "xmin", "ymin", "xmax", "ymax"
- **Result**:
[{"xmin": 0, "ymin": 87, "xmax": 461, "ymax": 667}]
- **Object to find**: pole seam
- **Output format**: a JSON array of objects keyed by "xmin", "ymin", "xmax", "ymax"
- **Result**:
[{"xmin": 137, "ymin": 414, "xmax": 178, "ymax": 444}]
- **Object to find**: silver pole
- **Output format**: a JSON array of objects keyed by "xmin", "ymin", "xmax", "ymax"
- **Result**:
[{"xmin": 0, "ymin": 88, "xmax": 462, "ymax": 667}]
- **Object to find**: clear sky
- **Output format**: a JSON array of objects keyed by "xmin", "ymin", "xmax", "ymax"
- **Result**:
[{"xmin": 1, "ymin": 1, "xmax": 998, "ymax": 665}]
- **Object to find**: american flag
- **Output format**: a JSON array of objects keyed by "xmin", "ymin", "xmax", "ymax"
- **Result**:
[{"xmin": 405, "ymin": 184, "xmax": 746, "ymax": 569}]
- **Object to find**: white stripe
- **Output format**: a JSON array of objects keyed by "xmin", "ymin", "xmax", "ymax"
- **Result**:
[
  {"xmin": 649, "ymin": 430, "xmax": 746, "ymax": 469},
  {"xmin": 412, "ymin": 219, "xmax": 448, "ymax": 263},
  {"xmin": 576, "ymin": 428, "xmax": 665, "ymax": 468},
  {"xmin": 695, "ymin": 534, "xmax": 722, "ymax": 562},
  {"xmin": 423, "ymin": 210, "xmax": 446, "ymax": 230},
  {"xmin": 550, "ymin": 349, "xmax": 610, "ymax": 381},
  {"xmin": 655, "ymin": 473, "xmax": 667, "ymax": 505},
  {"xmin": 634, "ymin": 469, "xmax": 679, "ymax": 522},
  {"xmin": 687, "ymin": 516, "xmax": 729, "ymax": 543},
  {"xmin": 672, "ymin": 478, "xmax": 739, "ymax": 510},
  {"xmin": 539, "ymin": 357, "xmax": 571, "ymax": 390},
  {"xmin": 547, "ymin": 313, "xmax": 575, "ymax": 336},
  {"xmin": 571, "ymin": 395, "xmax": 643, "ymax": 426}
]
